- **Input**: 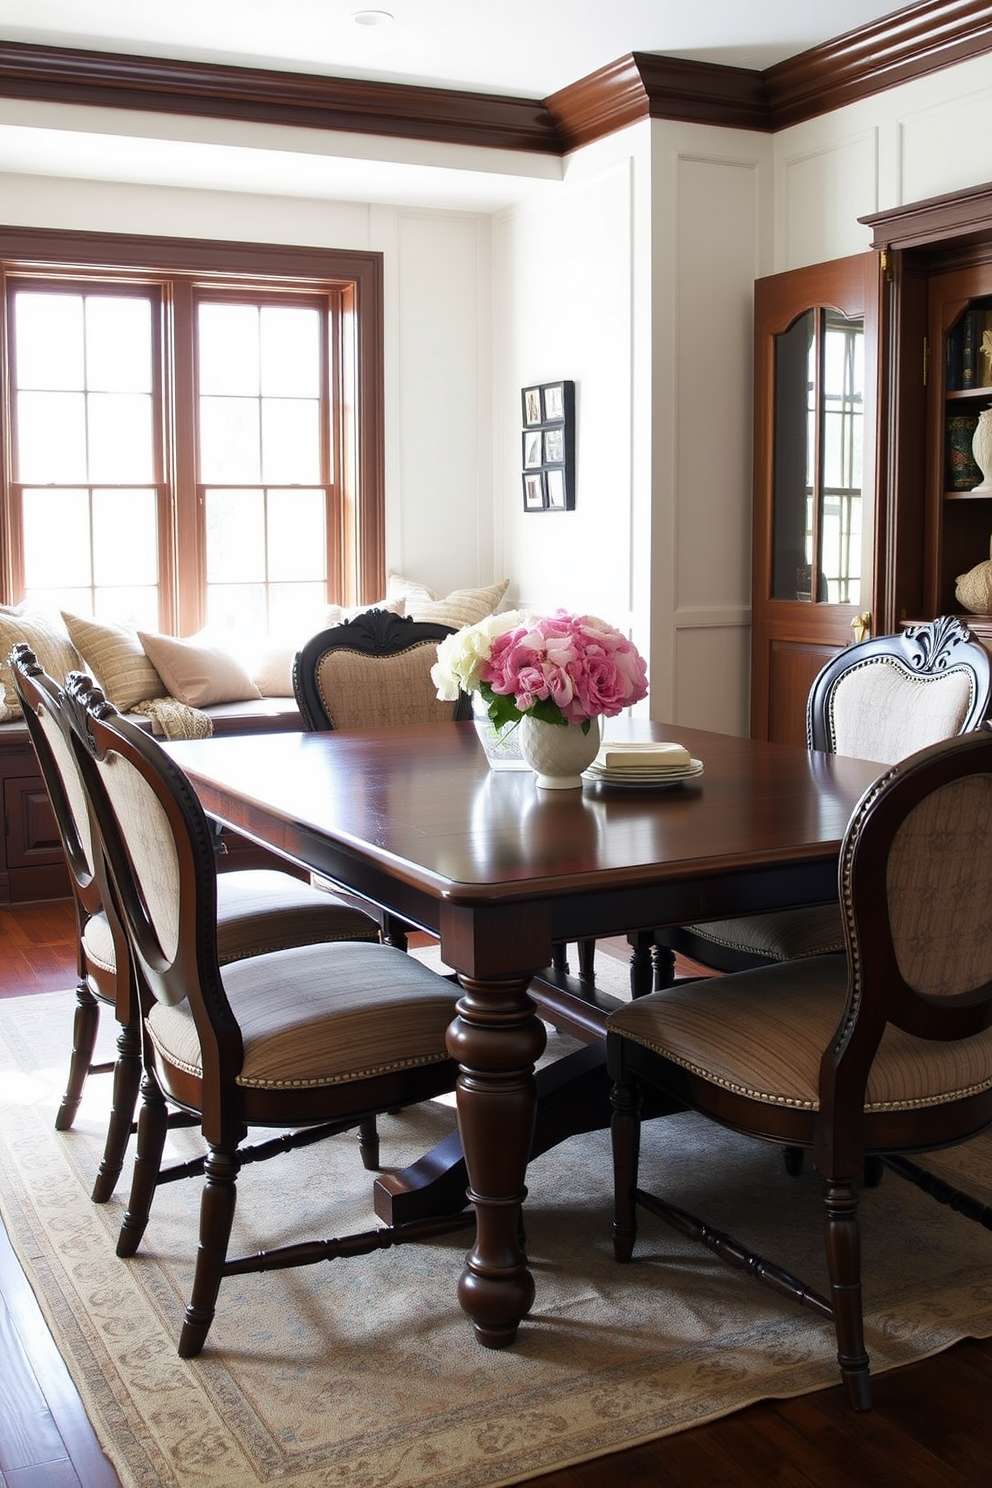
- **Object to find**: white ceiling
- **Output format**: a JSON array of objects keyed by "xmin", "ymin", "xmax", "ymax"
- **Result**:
[
  {"xmin": 0, "ymin": 1, "xmax": 919, "ymax": 211},
  {"xmin": 0, "ymin": 1, "xmax": 916, "ymax": 99}
]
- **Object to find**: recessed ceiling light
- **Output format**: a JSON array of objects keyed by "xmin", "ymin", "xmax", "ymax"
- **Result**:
[{"xmin": 352, "ymin": 9, "xmax": 394, "ymax": 25}]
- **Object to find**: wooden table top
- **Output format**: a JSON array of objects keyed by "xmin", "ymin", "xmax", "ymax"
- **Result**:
[{"xmin": 169, "ymin": 718, "xmax": 884, "ymax": 927}]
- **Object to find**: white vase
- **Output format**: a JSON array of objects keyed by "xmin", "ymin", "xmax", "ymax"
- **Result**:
[
  {"xmin": 972, "ymin": 407, "xmax": 992, "ymax": 492},
  {"xmin": 518, "ymin": 714, "xmax": 602, "ymax": 789}
]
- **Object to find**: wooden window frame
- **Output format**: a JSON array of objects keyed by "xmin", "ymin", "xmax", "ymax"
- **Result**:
[{"xmin": 0, "ymin": 225, "xmax": 385, "ymax": 628}]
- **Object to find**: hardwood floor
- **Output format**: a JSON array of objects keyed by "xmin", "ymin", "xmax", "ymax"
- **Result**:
[{"xmin": 1, "ymin": 901, "xmax": 990, "ymax": 1487}]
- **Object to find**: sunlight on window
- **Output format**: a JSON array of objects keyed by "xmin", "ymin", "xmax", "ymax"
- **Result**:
[
  {"xmin": 206, "ymin": 489, "xmax": 266, "ymax": 581},
  {"xmin": 88, "ymin": 393, "xmax": 154, "ymax": 482},
  {"xmin": 93, "ymin": 490, "xmax": 158, "ymax": 586},
  {"xmin": 16, "ymin": 391, "xmax": 87, "ymax": 482},
  {"xmin": 23, "ymin": 489, "xmax": 92, "ymax": 587},
  {"xmin": 267, "ymin": 490, "xmax": 326, "ymax": 580},
  {"xmin": 261, "ymin": 400, "xmax": 320, "ymax": 483},
  {"xmin": 14, "ymin": 293, "xmax": 84, "ymax": 389},
  {"xmin": 85, "ymin": 296, "xmax": 152, "ymax": 393}
]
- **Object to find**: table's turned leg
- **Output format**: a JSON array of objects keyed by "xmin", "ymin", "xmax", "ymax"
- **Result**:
[{"xmin": 445, "ymin": 970, "xmax": 547, "ymax": 1348}]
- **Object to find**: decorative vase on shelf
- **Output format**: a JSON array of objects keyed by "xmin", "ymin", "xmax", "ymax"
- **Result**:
[
  {"xmin": 972, "ymin": 407, "xmax": 992, "ymax": 492},
  {"xmin": 518, "ymin": 714, "xmax": 602, "ymax": 790}
]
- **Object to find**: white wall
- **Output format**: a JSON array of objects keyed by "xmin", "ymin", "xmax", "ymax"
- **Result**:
[
  {"xmin": 492, "ymin": 121, "xmax": 770, "ymax": 734},
  {"xmin": 774, "ymin": 52, "xmax": 992, "ymax": 273}
]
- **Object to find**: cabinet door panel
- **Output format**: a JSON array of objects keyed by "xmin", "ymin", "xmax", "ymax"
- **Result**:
[
  {"xmin": 750, "ymin": 253, "xmax": 881, "ymax": 742},
  {"xmin": 4, "ymin": 776, "xmax": 62, "ymax": 868}
]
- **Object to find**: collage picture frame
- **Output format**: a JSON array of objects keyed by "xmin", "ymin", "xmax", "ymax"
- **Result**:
[{"xmin": 520, "ymin": 379, "xmax": 575, "ymax": 512}]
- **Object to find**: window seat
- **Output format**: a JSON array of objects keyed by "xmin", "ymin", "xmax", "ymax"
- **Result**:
[{"xmin": 0, "ymin": 695, "xmax": 304, "ymax": 904}]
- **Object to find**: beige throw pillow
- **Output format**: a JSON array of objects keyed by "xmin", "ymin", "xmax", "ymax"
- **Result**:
[
  {"xmin": 249, "ymin": 600, "xmax": 406, "ymax": 696},
  {"xmin": 385, "ymin": 572, "xmax": 509, "ymax": 629},
  {"xmin": 62, "ymin": 612, "xmax": 164, "ymax": 711},
  {"xmin": 0, "ymin": 610, "xmax": 82, "ymax": 720},
  {"xmin": 138, "ymin": 631, "xmax": 262, "ymax": 708}
]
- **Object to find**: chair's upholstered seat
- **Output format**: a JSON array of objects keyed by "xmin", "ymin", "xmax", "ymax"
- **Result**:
[
  {"xmin": 146, "ymin": 940, "xmax": 460, "ymax": 1088},
  {"xmin": 214, "ymin": 869, "xmax": 377, "ymax": 960},
  {"xmin": 608, "ymin": 954, "xmax": 992, "ymax": 1112},
  {"xmin": 81, "ymin": 909, "xmax": 116, "ymax": 975},
  {"xmin": 679, "ymin": 904, "xmax": 844, "ymax": 963}
]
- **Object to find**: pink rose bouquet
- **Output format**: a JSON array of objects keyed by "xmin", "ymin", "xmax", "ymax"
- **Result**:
[{"xmin": 433, "ymin": 609, "xmax": 648, "ymax": 733}]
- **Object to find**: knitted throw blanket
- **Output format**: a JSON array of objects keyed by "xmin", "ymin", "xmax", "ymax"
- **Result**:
[{"xmin": 133, "ymin": 696, "xmax": 214, "ymax": 739}]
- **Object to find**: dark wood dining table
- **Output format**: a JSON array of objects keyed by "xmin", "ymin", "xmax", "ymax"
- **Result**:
[{"xmin": 167, "ymin": 719, "xmax": 884, "ymax": 1351}]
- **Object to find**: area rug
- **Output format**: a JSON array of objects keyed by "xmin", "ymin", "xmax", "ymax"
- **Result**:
[{"xmin": 2, "ymin": 958, "xmax": 992, "ymax": 1488}]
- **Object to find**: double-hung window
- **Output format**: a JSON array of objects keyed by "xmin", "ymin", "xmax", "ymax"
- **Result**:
[{"xmin": 0, "ymin": 228, "xmax": 384, "ymax": 639}]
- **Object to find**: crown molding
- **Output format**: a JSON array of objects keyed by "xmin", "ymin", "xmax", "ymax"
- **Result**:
[
  {"xmin": 0, "ymin": 39, "xmax": 559, "ymax": 153},
  {"xmin": 545, "ymin": 54, "xmax": 768, "ymax": 151},
  {"xmin": 0, "ymin": 2, "xmax": 990, "ymax": 157},
  {"xmin": 764, "ymin": 0, "xmax": 992, "ymax": 131}
]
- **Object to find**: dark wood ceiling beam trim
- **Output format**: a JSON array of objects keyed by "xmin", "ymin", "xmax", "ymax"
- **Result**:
[
  {"xmin": 765, "ymin": 0, "xmax": 992, "ymax": 131},
  {"xmin": 0, "ymin": 3, "xmax": 990, "ymax": 158},
  {"xmin": 546, "ymin": 54, "xmax": 769, "ymax": 151},
  {"xmin": 0, "ymin": 39, "xmax": 559, "ymax": 154}
]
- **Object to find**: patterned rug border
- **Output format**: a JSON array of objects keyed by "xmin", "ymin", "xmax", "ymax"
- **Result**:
[{"xmin": 3, "ymin": 986, "xmax": 992, "ymax": 1488}]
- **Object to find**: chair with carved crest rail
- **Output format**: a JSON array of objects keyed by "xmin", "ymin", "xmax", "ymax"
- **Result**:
[
  {"xmin": 61, "ymin": 669, "xmax": 471, "ymax": 1358},
  {"xmin": 646, "ymin": 616, "xmax": 992, "ymax": 991},
  {"xmin": 293, "ymin": 608, "xmax": 472, "ymax": 951},
  {"xmin": 608, "ymin": 725, "xmax": 992, "ymax": 1410},
  {"xmin": 9, "ymin": 643, "xmax": 385, "ymax": 1199}
]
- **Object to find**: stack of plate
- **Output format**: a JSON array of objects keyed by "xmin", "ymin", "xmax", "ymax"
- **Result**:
[{"xmin": 583, "ymin": 740, "xmax": 704, "ymax": 790}]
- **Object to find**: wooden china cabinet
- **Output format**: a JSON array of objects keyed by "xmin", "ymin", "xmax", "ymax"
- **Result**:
[{"xmin": 751, "ymin": 182, "xmax": 992, "ymax": 744}]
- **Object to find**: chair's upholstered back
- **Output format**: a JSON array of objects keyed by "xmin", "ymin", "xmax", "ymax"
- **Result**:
[
  {"xmin": 828, "ymin": 662, "xmax": 975, "ymax": 763},
  {"xmin": 808, "ymin": 616, "xmax": 991, "ymax": 763},
  {"xmin": 313, "ymin": 644, "xmax": 458, "ymax": 729},
  {"xmin": 11, "ymin": 645, "xmax": 97, "ymax": 893},
  {"xmin": 63, "ymin": 673, "xmax": 221, "ymax": 1019},
  {"xmin": 841, "ymin": 729, "xmax": 992, "ymax": 1051},
  {"xmin": 293, "ymin": 609, "xmax": 472, "ymax": 731},
  {"xmin": 874, "ymin": 771, "xmax": 992, "ymax": 1001}
]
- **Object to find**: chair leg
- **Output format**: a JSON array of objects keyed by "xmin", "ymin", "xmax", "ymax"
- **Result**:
[
  {"xmin": 628, "ymin": 932, "xmax": 655, "ymax": 998},
  {"xmin": 179, "ymin": 1144, "xmax": 239, "ymax": 1358},
  {"xmin": 610, "ymin": 1075, "xmax": 641, "ymax": 1262},
  {"xmin": 55, "ymin": 982, "xmax": 100, "ymax": 1131},
  {"xmin": 577, "ymin": 939, "xmax": 596, "ymax": 984},
  {"xmin": 551, "ymin": 943, "xmax": 569, "ymax": 977},
  {"xmin": 822, "ymin": 1178, "xmax": 872, "ymax": 1410},
  {"xmin": 783, "ymin": 1147, "xmax": 805, "ymax": 1176},
  {"xmin": 91, "ymin": 1018, "xmax": 142, "ymax": 1203},
  {"xmin": 358, "ymin": 1116, "xmax": 380, "ymax": 1170},
  {"xmin": 382, "ymin": 914, "xmax": 409, "ymax": 952},
  {"xmin": 117, "ymin": 1071, "xmax": 170, "ymax": 1258}
]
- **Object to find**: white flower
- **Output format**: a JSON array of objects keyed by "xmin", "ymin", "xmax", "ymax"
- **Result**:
[{"xmin": 431, "ymin": 610, "xmax": 528, "ymax": 699}]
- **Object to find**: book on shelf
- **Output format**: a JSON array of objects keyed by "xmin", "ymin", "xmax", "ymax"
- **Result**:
[
  {"xmin": 947, "ymin": 307, "xmax": 992, "ymax": 391},
  {"xmin": 946, "ymin": 413, "xmax": 982, "ymax": 490}
]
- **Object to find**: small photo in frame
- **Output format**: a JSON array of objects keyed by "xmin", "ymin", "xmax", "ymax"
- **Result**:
[
  {"xmin": 542, "ymin": 382, "xmax": 565, "ymax": 422},
  {"xmin": 546, "ymin": 467, "xmax": 567, "ymax": 510},
  {"xmin": 543, "ymin": 427, "xmax": 564, "ymax": 465},
  {"xmin": 522, "ymin": 429, "xmax": 543, "ymax": 469},
  {"xmin": 523, "ymin": 471, "xmax": 546, "ymax": 510},
  {"xmin": 522, "ymin": 386, "xmax": 543, "ymax": 426}
]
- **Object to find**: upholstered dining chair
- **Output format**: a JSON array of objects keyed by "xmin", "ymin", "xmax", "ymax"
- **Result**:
[
  {"xmin": 293, "ymin": 607, "xmax": 473, "ymax": 732},
  {"xmin": 607, "ymin": 725, "xmax": 992, "ymax": 1410},
  {"xmin": 61, "ymin": 670, "xmax": 470, "ymax": 1358},
  {"xmin": 10, "ymin": 644, "xmax": 383, "ymax": 1202},
  {"xmin": 293, "ymin": 607, "xmax": 472, "ymax": 950},
  {"xmin": 648, "ymin": 616, "xmax": 991, "ymax": 988}
]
